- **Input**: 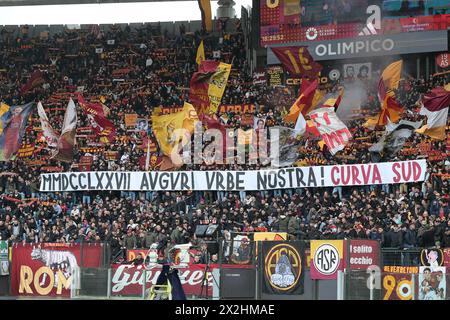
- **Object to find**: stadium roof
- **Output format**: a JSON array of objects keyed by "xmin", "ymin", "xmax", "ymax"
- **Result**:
[
  {"xmin": 0, "ymin": 0, "xmax": 202, "ymax": 6},
  {"xmin": 0, "ymin": 1, "xmax": 250, "ymax": 25}
]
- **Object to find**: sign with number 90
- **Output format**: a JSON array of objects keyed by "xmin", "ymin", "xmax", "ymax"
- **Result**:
[{"xmin": 383, "ymin": 274, "xmax": 413, "ymax": 300}]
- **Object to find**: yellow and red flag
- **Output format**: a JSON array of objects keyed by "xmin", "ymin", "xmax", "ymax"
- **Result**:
[
  {"xmin": 365, "ymin": 60, "xmax": 404, "ymax": 127},
  {"xmin": 284, "ymin": 78, "xmax": 322, "ymax": 123},
  {"xmin": 189, "ymin": 60, "xmax": 231, "ymax": 115},
  {"xmin": 270, "ymin": 46, "xmax": 322, "ymax": 79},
  {"xmin": 77, "ymin": 93, "xmax": 116, "ymax": 144}
]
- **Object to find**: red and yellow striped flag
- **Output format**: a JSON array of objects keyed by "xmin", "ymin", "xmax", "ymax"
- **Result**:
[{"xmin": 284, "ymin": 79, "xmax": 323, "ymax": 123}]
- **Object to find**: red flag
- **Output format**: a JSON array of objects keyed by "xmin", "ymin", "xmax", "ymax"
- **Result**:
[
  {"xmin": 270, "ymin": 46, "xmax": 322, "ymax": 79},
  {"xmin": 77, "ymin": 94, "xmax": 116, "ymax": 144},
  {"xmin": 200, "ymin": 113, "xmax": 228, "ymax": 158},
  {"xmin": 20, "ymin": 70, "xmax": 44, "ymax": 95}
]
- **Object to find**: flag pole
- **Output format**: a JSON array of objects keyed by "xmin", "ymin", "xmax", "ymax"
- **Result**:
[{"xmin": 145, "ymin": 138, "xmax": 151, "ymax": 171}]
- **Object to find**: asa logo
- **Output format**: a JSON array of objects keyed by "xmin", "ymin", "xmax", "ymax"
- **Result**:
[{"xmin": 313, "ymin": 244, "xmax": 340, "ymax": 275}]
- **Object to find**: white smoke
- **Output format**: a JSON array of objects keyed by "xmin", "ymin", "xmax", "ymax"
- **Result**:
[{"xmin": 336, "ymin": 79, "xmax": 368, "ymax": 123}]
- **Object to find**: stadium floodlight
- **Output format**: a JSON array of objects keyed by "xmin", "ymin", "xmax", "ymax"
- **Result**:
[{"xmin": 216, "ymin": 0, "xmax": 236, "ymax": 19}]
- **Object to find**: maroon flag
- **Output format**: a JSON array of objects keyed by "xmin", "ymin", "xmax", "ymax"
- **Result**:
[
  {"xmin": 189, "ymin": 60, "xmax": 220, "ymax": 115},
  {"xmin": 200, "ymin": 113, "xmax": 228, "ymax": 159},
  {"xmin": 77, "ymin": 94, "xmax": 116, "ymax": 144},
  {"xmin": 20, "ymin": 70, "xmax": 44, "ymax": 95},
  {"xmin": 270, "ymin": 46, "xmax": 322, "ymax": 79}
]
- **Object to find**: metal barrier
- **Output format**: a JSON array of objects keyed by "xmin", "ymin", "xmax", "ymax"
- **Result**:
[{"xmin": 380, "ymin": 248, "xmax": 422, "ymax": 267}]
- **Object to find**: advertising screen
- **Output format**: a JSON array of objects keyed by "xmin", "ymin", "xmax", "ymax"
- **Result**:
[{"xmin": 260, "ymin": 0, "xmax": 450, "ymax": 46}]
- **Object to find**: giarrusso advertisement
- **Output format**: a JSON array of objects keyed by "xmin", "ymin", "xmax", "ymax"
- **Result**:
[
  {"xmin": 11, "ymin": 243, "xmax": 102, "ymax": 296},
  {"xmin": 110, "ymin": 263, "xmax": 253, "ymax": 297}
]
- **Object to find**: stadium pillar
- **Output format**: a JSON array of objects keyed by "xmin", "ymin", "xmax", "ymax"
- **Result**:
[{"xmin": 416, "ymin": 57, "xmax": 421, "ymax": 79}]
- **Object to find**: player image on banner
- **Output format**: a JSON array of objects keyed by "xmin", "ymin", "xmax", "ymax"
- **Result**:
[
  {"xmin": 343, "ymin": 63, "xmax": 372, "ymax": 80},
  {"xmin": 420, "ymin": 248, "xmax": 444, "ymax": 268},
  {"xmin": 135, "ymin": 119, "xmax": 149, "ymax": 132},
  {"xmin": 418, "ymin": 266, "xmax": 446, "ymax": 300},
  {"xmin": 262, "ymin": 241, "xmax": 305, "ymax": 295}
]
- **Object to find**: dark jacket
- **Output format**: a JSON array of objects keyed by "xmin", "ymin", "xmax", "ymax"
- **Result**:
[
  {"xmin": 144, "ymin": 231, "xmax": 157, "ymax": 248},
  {"xmin": 123, "ymin": 234, "xmax": 137, "ymax": 249},
  {"xmin": 170, "ymin": 228, "xmax": 185, "ymax": 244},
  {"xmin": 403, "ymin": 229, "xmax": 418, "ymax": 247},
  {"xmin": 288, "ymin": 216, "xmax": 299, "ymax": 235},
  {"xmin": 276, "ymin": 216, "xmax": 289, "ymax": 232},
  {"xmin": 390, "ymin": 230, "xmax": 403, "ymax": 248}
]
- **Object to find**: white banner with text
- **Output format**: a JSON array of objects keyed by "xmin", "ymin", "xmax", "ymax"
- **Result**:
[{"xmin": 39, "ymin": 160, "xmax": 426, "ymax": 192}]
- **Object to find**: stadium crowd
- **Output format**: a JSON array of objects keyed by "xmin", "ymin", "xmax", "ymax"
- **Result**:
[{"xmin": 0, "ymin": 21, "xmax": 448, "ymax": 261}]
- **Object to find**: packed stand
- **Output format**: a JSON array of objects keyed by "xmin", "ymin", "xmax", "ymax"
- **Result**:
[{"xmin": 0, "ymin": 23, "xmax": 449, "ymax": 259}]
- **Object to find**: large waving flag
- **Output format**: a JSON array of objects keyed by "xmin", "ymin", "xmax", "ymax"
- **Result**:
[
  {"xmin": 270, "ymin": 46, "xmax": 322, "ymax": 79},
  {"xmin": 189, "ymin": 60, "xmax": 231, "ymax": 115},
  {"xmin": 51, "ymin": 99, "xmax": 77, "ymax": 163},
  {"xmin": 365, "ymin": 60, "xmax": 404, "ymax": 127},
  {"xmin": 0, "ymin": 102, "xmax": 34, "ymax": 161},
  {"xmin": 152, "ymin": 102, "xmax": 199, "ymax": 157},
  {"xmin": 77, "ymin": 93, "xmax": 116, "ymax": 144},
  {"xmin": 416, "ymin": 85, "xmax": 450, "ymax": 140},
  {"xmin": 37, "ymin": 102, "xmax": 58, "ymax": 148},
  {"xmin": 308, "ymin": 107, "xmax": 352, "ymax": 155},
  {"xmin": 284, "ymin": 79, "xmax": 323, "ymax": 123},
  {"xmin": 198, "ymin": 0, "xmax": 212, "ymax": 32},
  {"xmin": 369, "ymin": 119, "xmax": 423, "ymax": 158}
]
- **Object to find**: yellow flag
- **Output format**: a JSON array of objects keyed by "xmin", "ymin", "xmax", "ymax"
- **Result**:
[
  {"xmin": 381, "ymin": 60, "xmax": 403, "ymax": 90},
  {"xmin": 198, "ymin": 0, "xmax": 213, "ymax": 32},
  {"xmin": 196, "ymin": 40, "xmax": 205, "ymax": 65},
  {"xmin": 318, "ymin": 140, "xmax": 325, "ymax": 150},
  {"xmin": 208, "ymin": 62, "xmax": 231, "ymax": 114},
  {"xmin": 0, "ymin": 102, "xmax": 10, "ymax": 136},
  {"xmin": 151, "ymin": 102, "xmax": 199, "ymax": 156}
]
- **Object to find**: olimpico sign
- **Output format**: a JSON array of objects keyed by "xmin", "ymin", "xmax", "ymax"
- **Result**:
[
  {"xmin": 314, "ymin": 38, "xmax": 395, "ymax": 57},
  {"xmin": 267, "ymin": 30, "xmax": 448, "ymax": 61}
]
